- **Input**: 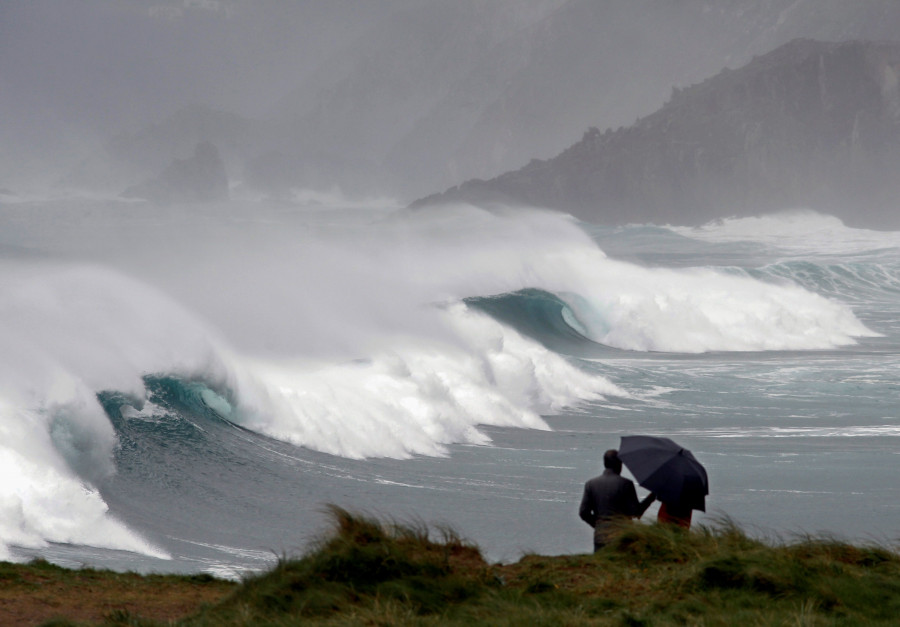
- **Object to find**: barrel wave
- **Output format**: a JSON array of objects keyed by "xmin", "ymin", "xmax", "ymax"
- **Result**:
[{"xmin": 466, "ymin": 289, "xmax": 608, "ymax": 357}]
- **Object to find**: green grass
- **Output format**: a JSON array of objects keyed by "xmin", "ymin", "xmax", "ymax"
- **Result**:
[
  {"xmin": 17, "ymin": 507, "xmax": 900, "ymax": 626},
  {"xmin": 180, "ymin": 508, "xmax": 900, "ymax": 626}
]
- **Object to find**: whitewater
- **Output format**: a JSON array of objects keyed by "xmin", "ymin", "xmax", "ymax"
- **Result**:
[{"xmin": 0, "ymin": 196, "xmax": 897, "ymax": 577}]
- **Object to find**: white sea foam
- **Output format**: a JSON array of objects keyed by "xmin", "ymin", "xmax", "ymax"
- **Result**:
[
  {"xmin": 0, "ymin": 260, "xmax": 228, "ymax": 560},
  {"xmin": 670, "ymin": 210, "xmax": 900, "ymax": 255},
  {"xmin": 119, "ymin": 401, "xmax": 169, "ymax": 421},
  {"xmin": 688, "ymin": 425, "xmax": 900, "ymax": 438},
  {"xmin": 0, "ymin": 399, "xmax": 169, "ymax": 562},
  {"xmin": 227, "ymin": 303, "xmax": 623, "ymax": 459},
  {"xmin": 0, "ymin": 200, "xmax": 883, "ymax": 557},
  {"xmin": 559, "ymin": 258, "xmax": 877, "ymax": 352},
  {"xmin": 0, "ymin": 233, "xmax": 621, "ymax": 553}
]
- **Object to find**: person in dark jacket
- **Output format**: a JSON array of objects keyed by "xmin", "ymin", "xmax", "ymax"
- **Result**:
[{"xmin": 579, "ymin": 449, "xmax": 655, "ymax": 551}]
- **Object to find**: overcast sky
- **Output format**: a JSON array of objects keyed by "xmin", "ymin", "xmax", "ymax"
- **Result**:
[{"xmin": 3, "ymin": 0, "xmax": 900, "ymax": 195}]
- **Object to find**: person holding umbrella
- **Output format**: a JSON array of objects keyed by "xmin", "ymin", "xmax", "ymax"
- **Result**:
[
  {"xmin": 579, "ymin": 449, "xmax": 656, "ymax": 551},
  {"xmin": 618, "ymin": 435, "xmax": 709, "ymax": 530}
]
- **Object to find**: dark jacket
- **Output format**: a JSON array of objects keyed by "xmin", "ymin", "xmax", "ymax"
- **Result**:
[{"xmin": 579, "ymin": 469, "xmax": 653, "ymax": 527}]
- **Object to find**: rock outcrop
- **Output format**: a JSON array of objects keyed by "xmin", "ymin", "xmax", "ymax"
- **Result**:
[
  {"xmin": 63, "ymin": 105, "xmax": 257, "ymax": 195},
  {"xmin": 414, "ymin": 40, "xmax": 900, "ymax": 229},
  {"xmin": 122, "ymin": 141, "xmax": 229, "ymax": 204}
]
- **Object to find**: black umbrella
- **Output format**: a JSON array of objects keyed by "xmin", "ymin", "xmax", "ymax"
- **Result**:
[{"xmin": 618, "ymin": 435, "xmax": 709, "ymax": 512}]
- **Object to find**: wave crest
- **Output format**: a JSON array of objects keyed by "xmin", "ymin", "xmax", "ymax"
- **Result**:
[{"xmin": 225, "ymin": 303, "xmax": 625, "ymax": 459}]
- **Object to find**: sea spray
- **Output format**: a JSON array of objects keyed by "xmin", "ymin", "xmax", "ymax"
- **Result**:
[
  {"xmin": 227, "ymin": 303, "xmax": 624, "ymax": 459},
  {"xmin": 557, "ymin": 260, "xmax": 877, "ymax": 353},
  {"xmin": 0, "ymin": 200, "xmax": 886, "ymax": 565},
  {"xmin": 0, "ymin": 260, "xmax": 232, "ymax": 559},
  {"xmin": 0, "ymin": 394, "xmax": 169, "ymax": 561},
  {"xmin": 671, "ymin": 210, "xmax": 900, "ymax": 255}
]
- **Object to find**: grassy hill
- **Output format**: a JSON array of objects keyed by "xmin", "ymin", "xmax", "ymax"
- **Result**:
[{"xmin": 9, "ymin": 506, "xmax": 900, "ymax": 625}]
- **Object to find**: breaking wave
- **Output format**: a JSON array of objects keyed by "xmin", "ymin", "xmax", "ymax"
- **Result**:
[{"xmin": 0, "ymin": 202, "xmax": 881, "ymax": 559}]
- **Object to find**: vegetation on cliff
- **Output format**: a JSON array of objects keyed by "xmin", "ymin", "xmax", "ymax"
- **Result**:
[{"xmin": 11, "ymin": 506, "xmax": 900, "ymax": 626}]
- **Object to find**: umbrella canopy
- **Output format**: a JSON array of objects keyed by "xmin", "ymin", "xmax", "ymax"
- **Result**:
[{"xmin": 618, "ymin": 435, "xmax": 709, "ymax": 512}]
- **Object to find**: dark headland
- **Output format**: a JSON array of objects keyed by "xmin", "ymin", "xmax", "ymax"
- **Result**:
[{"xmin": 413, "ymin": 39, "xmax": 900, "ymax": 230}]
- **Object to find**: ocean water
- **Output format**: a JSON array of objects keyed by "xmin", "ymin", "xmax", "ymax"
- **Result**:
[{"xmin": 0, "ymin": 195, "xmax": 898, "ymax": 578}]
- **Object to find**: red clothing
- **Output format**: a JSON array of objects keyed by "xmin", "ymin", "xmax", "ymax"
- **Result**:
[{"xmin": 657, "ymin": 502, "xmax": 692, "ymax": 528}]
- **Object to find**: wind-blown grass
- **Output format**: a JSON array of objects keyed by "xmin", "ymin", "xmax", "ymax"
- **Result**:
[{"xmin": 19, "ymin": 507, "xmax": 900, "ymax": 625}]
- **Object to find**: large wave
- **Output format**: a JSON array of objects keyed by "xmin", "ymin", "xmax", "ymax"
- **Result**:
[
  {"xmin": 227, "ymin": 303, "xmax": 621, "ymax": 459},
  {"xmin": 466, "ymin": 289, "xmax": 600, "ymax": 356},
  {"xmin": 0, "ymin": 253, "xmax": 618, "ymax": 556},
  {"xmin": 555, "ymin": 256, "xmax": 876, "ymax": 352},
  {"xmin": 668, "ymin": 210, "xmax": 900, "ymax": 326},
  {"xmin": 0, "ymin": 261, "xmax": 225, "ymax": 560},
  {"xmin": 0, "ymin": 200, "xmax": 881, "ymax": 558}
]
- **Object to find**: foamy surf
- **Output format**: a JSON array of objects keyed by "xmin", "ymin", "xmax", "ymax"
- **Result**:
[
  {"xmin": 0, "ymin": 396, "xmax": 170, "ymax": 561},
  {"xmin": 228, "ymin": 303, "xmax": 624, "ymax": 459},
  {"xmin": 558, "ymin": 259, "xmax": 878, "ymax": 353},
  {"xmin": 670, "ymin": 210, "xmax": 900, "ymax": 255},
  {"xmin": 0, "ymin": 260, "xmax": 230, "ymax": 560},
  {"xmin": 0, "ymin": 200, "xmax": 888, "ymax": 564}
]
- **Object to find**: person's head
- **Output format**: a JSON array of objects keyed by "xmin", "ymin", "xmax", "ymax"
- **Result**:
[{"xmin": 603, "ymin": 449, "xmax": 622, "ymax": 473}]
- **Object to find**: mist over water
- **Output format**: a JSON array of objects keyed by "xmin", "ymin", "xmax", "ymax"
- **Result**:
[
  {"xmin": 0, "ymin": 199, "xmax": 620, "ymax": 559},
  {"xmin": 0, "ymin": 196, "xmax": 897, "ymax": 572}
]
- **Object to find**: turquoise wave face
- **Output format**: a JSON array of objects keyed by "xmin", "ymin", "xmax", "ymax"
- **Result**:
[
  {"xmin": 467, "ymin": 289, "xmax": 585, "ymax": 349},
  {"xmin": 95, "ymin": 376, "xmax": 289, "ymax": 577},
  {"xmin": 98, "ymin": 376, "xmax": 234, "ymax": 433},
  {"xmin": 465, "ymin": 289, "xmax": 620, "ymax": 358}
]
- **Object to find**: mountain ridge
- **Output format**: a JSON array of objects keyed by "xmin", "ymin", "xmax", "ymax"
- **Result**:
[{"xmin": 413, "ymin": 39, "xmax": 900, "ymax": 229}]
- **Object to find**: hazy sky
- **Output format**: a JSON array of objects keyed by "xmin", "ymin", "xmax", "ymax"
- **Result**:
[
  {"xmin": 3, "ymin": 0, "xmax": 900, "ymax": 195},
  {"xmin": 0, "ymin": 1, "xmax": 394, "ymax": 127},
  {"xmin": 0, "ymin": 0, "xmax": 397, "ymax": 183}
]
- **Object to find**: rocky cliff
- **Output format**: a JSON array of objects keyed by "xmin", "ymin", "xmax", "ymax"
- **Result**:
[
  {"xmin": 275, "ymin": 0, "xmax": 900, "ymax": 200},
  {"xmin": 45, "ymin": 3, "xmax": 900, "ymax": 202},
  {"xmin": 414, "ymin": 39, "xmax": 900, "ymax": 229}
]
